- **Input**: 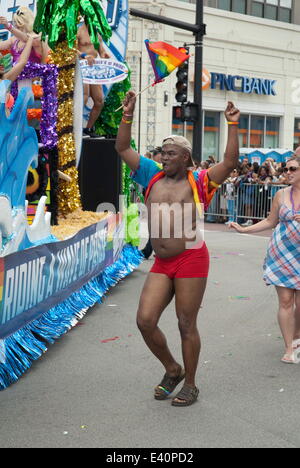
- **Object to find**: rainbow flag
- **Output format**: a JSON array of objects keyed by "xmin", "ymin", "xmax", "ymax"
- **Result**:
[{"xmin": 145, "ymin": 40, "xmax": 190, "ymax": 83}]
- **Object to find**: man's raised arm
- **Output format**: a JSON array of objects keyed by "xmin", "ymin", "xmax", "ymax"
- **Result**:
[
  {"xmin": 207, "ymin": 101, "xmax": 240, "ymax": 185},
  {"xmin": 115, "ymin": 91, "xmax": 140, "ymax": 171}
]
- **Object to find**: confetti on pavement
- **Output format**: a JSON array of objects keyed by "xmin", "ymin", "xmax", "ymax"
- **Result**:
[
  {"xmin": 229, "ymin": 296, "xmax": 251, "ymax": 301},
  {"xmin": 101, "ymin": 336, "xmax": 120, "ymax": 343}
]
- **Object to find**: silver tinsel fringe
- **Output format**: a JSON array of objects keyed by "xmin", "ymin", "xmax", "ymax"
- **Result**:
[{"xmin": 0, "ymin": 245, "xmax": 143, "ymax": 390}]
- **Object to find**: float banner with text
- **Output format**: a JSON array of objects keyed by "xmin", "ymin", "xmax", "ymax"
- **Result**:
[{"xmin": 0, "ymin": 214, "xmax": 124, "ymax": 339}]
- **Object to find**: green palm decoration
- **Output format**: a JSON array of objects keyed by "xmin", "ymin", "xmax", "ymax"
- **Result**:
[
  {"xmin": 33, "ymin": 0, "xmax": 112, "ymax": 216},
  {"xmin": 34, "ymin": 0, "xmax": 112, "ymax": 50}
]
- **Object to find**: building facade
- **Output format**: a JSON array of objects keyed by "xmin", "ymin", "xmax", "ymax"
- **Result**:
[
  {"xmin": 127, "ymin": 0, "xmax": 300, "ymax": 161},
  {"xmin": 204, "ymin": 0, "xmax": 297, "ymax": 25}
]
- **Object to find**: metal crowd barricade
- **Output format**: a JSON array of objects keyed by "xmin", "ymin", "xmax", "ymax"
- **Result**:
[{"xmin": 205, "ymin": 183, "xmax": 288, "ymax": 223}]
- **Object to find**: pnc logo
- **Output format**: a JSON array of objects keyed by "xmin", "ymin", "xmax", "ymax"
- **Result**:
[
  {"xmin": 202, "ymin": 68, "xmax": 211, "ymax": 90},
  {"xmin": 201, "ymin": 67, "xmax": 276, "ymax": 96}
]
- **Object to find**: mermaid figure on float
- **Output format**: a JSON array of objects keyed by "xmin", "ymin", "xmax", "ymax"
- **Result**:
[{"xmin": 0, "ymin": 28, "xmax": 53, "ymax": 256}]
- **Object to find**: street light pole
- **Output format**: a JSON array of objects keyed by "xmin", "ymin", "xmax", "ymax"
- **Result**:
[{"xmin": 193, "ymin": 1, "xmax": 204, "ymax": 163}]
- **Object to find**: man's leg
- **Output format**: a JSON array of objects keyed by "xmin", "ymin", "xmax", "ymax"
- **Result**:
[
  {"xmin": 83, "ymin": 84, "xmax": 93, "ymax": 137},
  {"xmin": 137, "ymin": 272, "xmax": 180, "ymax": 376},
  {"xmin": 83, "ymin": 83, "xmax": 90, "ymax": 107},
  {"xmin": 174, "ymin": 277, "xmax": 207, "ymax": 391},
  {"xmin": 87, "ymin": 84, "xmax": 104, "ymax": 129}
]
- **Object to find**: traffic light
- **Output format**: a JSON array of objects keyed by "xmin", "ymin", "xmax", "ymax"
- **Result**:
[
  {"xmin": 175, "ymin": 48, "xmax": 189, "ymax": 103},
  {"xmin": 181, "ymin": 102, "xmax": 199, "ymax": 122},
  {"xmin": 173, "ymin": 105, "xmax": 184, "ymax": 122}
]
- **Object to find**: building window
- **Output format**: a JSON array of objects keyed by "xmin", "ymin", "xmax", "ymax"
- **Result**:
[
  {"xmin": 218, "ymin": 0, "xmax": 247, "ymax": 13},
  {"xmin": 239, "ymin": 114, "xmax": 280, "ymax": 148},
  {"xmin": 238, "ymin": 115, "xmax": 250, "ymax": 148},
  {"xmin": 266, "ymin": 117, "xmax": 280, "ymax": 148},
  {"xmin": 265, "ymin": 4, "xmax": 277, "ymax": 20},
  {"xmin": 251, "ymin": 1, "xmax": 264, "ymax": 18},
  {"xmin": 251, "ymin": 0, "xmax": 292, "ymax": 22},
  {"xmin": 278, "ymin": 5, "xmax": 291, "ymax": 22},
  {"xmin": 172, "ymin": 108, "xmax": 220, "ymax": 160},
  {"xmin": 203, "ymin": 111, "xmax": 220, "ymax": 161},
  {"xmin": 294, "ymin": 118, "xmax": 300, "ymax": 150},
  {"xmin": 250, "ymin": 115, "xmax": 265, "ymax": 147},
  {"xmin": 218, "ymin": 0, "xmax": 231, "ymax": 10},
  {"xmin": 218, "ymin": 0, "xmax": 293, "ymax": 23},
  {"xmin": 172, "ymin": 110, "xmax": 280, "ymax": 157}
]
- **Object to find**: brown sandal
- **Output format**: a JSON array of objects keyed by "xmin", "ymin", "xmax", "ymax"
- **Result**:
[
  {"xmin": 154, "ymin": 367, "xmax": 185, "ymax": 400},
  {"xmin": 171, "ymin": 384, "xmax": 199, "ymax": 407}
]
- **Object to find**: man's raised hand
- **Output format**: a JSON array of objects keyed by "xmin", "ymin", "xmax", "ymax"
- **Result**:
[
  {"xmin": 225, "ymin": 101, "xmax": 240, "ymax": 123},
  {"xmin": 122, "ymin": 91, "xmax": 136, "ymax": 115}
]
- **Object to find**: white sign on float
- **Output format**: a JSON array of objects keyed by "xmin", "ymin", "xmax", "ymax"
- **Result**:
[
  {"xmin": 80, "ymin": 58, "xmax": 128, "ymax": 85},
  {"xmin": 82, "ymin": 0, "xmax": 129, "ymax": 126}
]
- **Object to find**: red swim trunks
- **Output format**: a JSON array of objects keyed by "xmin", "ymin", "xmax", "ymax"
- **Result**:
[{"xmin": 150, "ymin": 243, "xmax": 210, "ymax": 279}]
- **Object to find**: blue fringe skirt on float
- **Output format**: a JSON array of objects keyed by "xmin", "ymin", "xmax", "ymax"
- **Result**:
[{"xmin": 0, "ymin": 245, "xmax": 143, "ymax": 390}]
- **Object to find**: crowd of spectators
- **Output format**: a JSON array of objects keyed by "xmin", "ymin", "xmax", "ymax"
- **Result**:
[
  {"xmin": 145, "ymin": 147, "xmax": 290, "ymax": 226},
  {"xmin": 195, "ymin": 155, "xmax": 289, "ymax": 185},
  {"xmin": 199, "ymin": 156, "xmax": 290, "ymax": 225}
]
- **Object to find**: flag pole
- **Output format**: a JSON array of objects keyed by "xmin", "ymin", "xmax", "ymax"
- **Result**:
[
  {"xmin": 129, "ymin": 6, "xmax": 206, "ymax": 161},
  {"xmin": 114, "ymin": 81, "xmax": 163, "ymax": 112}
]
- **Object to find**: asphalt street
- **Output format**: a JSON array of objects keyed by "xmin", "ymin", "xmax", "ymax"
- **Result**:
[{"xmin": 0, "ymin": 225, "xmax": 299, "ymax": 448}]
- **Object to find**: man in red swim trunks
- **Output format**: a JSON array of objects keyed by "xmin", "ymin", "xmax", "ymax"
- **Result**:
[{"xmin": 116, "ymin": 91, "xmax": 240, "ymax": 407}]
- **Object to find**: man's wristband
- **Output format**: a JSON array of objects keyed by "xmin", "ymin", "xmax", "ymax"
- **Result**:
[
  {"xmin": 227, "ymin": 121, "xmax": 239, "ymax": 126},
  {"xmin": 7, "ymin": 23, "xmax": 13, "ymax": 32},
  {"xmin": 122, "ymin": 118, "xmax": 133, "ymax": 124},
  {"xmin": 210, "ymin": 180, "xmax": 221, "ymax": 189}
]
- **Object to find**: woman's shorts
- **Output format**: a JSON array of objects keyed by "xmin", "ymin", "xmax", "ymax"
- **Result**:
[{"xmin": 150, "ymin": 243, "xmax": 210, "ymax": 279}]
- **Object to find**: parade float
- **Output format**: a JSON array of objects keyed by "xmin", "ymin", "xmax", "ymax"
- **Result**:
[{"xmin": 0, "ymin": 0, "xmax": 143, "ymax": 390}]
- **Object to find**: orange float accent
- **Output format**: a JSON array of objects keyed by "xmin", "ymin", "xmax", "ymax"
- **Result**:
[
  {"xmin": 5, "ymin": 94, "xmax": 14, "ymax": 110},
  {"xmin": 27, "ymin": 108, "xmax": 43, "ymax": 120},
  {"xmin": 202, "ymin": 68, "xmax": 211, "ymax": 90},
  {"xmin": 32, "ymin": 84, "xmax": 43, "ymax": 99}
]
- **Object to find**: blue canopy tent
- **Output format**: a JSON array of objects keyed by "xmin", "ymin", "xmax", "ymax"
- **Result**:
[{"xmin": 239, "ymin": 148, "xmax": 293, "ymax": 164}]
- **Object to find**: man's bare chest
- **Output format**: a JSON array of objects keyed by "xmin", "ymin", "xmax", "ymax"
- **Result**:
[
  {"xmin": 147, "ymin": 179, "xmax": 194, "ymax": 205},
  {"xmin": 78, "ymin": 29, "xmax": 93, "ymax": 48}
]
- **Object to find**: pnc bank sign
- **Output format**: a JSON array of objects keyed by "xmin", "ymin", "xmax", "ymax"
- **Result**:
[{"xmin": 202, "ymin": 68, "xmax": 277, "ymax": 96}]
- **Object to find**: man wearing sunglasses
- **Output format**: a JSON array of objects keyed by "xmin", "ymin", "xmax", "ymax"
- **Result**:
[{"xmin": 230, "ymin": 155, "xmax": 300, "ymax": 364}]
